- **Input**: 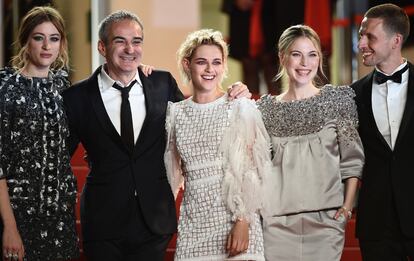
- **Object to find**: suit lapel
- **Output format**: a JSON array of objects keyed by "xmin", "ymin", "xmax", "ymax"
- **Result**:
[
  {"xmin": 87, "ymin": 66, "xmax": 129, "ymax": 153},
  {"xmin": 133, "ymin": 69, "xmax": 156, "ymax": 157},
  {"xmin": 138, "ymin": 68, "xmax": 154, "ymax": 134},
  {"xmin": 394, "ymin": 63, "xmax": 414, "ymax": 150},
  {"xmin": 360, "ymin": 72, "xmax": 392, "ymax": 150}
]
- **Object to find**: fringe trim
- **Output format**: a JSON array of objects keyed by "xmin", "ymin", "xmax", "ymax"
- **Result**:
[
  {"xmin": 220, "ymin": 98, "xmax": 272, "ymax": 222},
  {"xmin": 164, "ymin": 101, "xmax": 184, "ymax": 199}
]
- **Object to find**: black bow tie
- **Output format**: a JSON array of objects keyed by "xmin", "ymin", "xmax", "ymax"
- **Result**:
[{"xmin": 374, "ymin": 64, "xmax": 409, "ymax": 84}]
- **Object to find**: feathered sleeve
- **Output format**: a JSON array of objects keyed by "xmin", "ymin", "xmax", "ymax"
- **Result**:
[
  {"xmin": 164, "ymin": 101, "xmax": 184, "ymax": 199},
  {"xmin": 220, "ymin": 98, "xmax": 272, "ymax": 222},
  {"xmin": 335, "ymin": 86, "xmax": 364, "ymax": 180}
]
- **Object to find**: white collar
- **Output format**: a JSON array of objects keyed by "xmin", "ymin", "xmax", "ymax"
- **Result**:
[
  {"xmin": 100, "ymin": 65, "xmax": 142, "ymax": 91},
  {"xmin": 375, "ymin": 59, "xmax": 408, "ymax": 76}
]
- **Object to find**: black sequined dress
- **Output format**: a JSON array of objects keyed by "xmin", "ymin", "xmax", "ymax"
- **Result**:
[{"xmin": 0, "ymin": 67, "xmax": 79, "ymax": 260}]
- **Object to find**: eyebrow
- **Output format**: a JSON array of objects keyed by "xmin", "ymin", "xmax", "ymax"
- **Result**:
[
  {"xmin": 290, "ymin": 50, "xmax": 317, "ymax": 53},
  {"xmin": 193, "ymin": 57, "xmax": 222, "ymax": 61},
  {"xmin": 112, "ymin": 36, "xmax": 143, "ymax": 41},
  {"xmin": 32, "ymin": 32, "xmax": 60, "ymax": 37}
]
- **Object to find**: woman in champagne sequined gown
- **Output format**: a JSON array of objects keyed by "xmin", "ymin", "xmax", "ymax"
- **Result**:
[{"xmin": 258, "ymin": 25, "xmax": 364, "ymax": 261}]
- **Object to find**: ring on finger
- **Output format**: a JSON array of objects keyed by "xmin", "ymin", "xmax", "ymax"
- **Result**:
[
  {"xmin": 12, "ymin": 253, "xmax": 19, "ymax": 260},
  {"xmin": 4, "ymin": 252, "xmax": 11, "ymax": 258}
]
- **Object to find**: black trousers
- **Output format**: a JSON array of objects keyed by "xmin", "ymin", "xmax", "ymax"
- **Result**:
[
  {"xmin": 360, "ymin": 238, "xmax": 414, "ymax": 261},
  {"xmin": 359, "ymin": 201, "xmax": 414, "ymax": 261},
  {"xmin": 83, "ymin": 201, "xmax": 173, "ymax": 261}
]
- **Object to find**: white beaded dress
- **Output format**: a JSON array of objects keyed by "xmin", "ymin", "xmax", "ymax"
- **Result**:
[{"xmin": 164, "ymin": 95, "xmax": 271, "ymax": 261}]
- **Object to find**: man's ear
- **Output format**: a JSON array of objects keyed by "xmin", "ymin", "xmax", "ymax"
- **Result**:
[
  {"xmin": 98, "ymin": 40, "xmax": 106, "ymax": 57},
  {"xmin": 392, "ymin": 33, "xmax": 403, "ymax": 49}
]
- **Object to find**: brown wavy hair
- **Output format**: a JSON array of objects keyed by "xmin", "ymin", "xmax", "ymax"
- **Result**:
[{"xmin": 11, "ymin": 6, "xmax": 69, "ymax": 70}]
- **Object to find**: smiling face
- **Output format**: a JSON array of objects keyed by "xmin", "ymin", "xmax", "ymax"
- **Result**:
[
  {"xmin": 358, "ymin": 17, "xmax": 396, "ymax": 69},
  {"xmin": 98, "ymin": 19, "xmax": 143, "ymax": 80},
  {"xmin": 25, "ymin": 21, "xmax": 61, "ymax": 72},
  {"xmin": 184, "ymin": 44, "xmax": 225, "ymax": 95},
  {"xmin": 281, "ymin": 36, "xmax": 319, "ymax": 87}
]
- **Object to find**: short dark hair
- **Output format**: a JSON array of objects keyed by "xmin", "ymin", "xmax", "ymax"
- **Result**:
[
  {"xmin": 98, "ymin": 10, "xmax": 144, "ymax": 45},
  {"xmin": 365, "ymin": 3, "xmax": 410, "ymax": 43}
]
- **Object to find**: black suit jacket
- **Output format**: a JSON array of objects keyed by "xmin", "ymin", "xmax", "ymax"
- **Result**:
[
  {"xmin": 63, "ymin": 66, "xmax": 184, "ymax": 241},
  {"xmin": 351, "ymin": 62, "xmax": 414, "ymax": 239}
]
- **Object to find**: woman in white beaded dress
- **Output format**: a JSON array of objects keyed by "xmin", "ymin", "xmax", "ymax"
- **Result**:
[
  {"xmin": 258, "ymin": 25, "xmax": 365, "ymax": 261},
  {"xmin": 164, "ymin": 29, "xmax": 271, "ymax": 261}
]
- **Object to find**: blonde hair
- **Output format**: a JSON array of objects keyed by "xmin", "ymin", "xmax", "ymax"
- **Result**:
[
  {"xmin": 11, "ymin": 6, "xmax": 69, "ymax": 70},
  {"xmin": 275, "ymin": 24, "xmax": 327, "ymax": 86},
  {"xmin": 177, "ymin": 29, "xmax": 228, "ymax": 84}
]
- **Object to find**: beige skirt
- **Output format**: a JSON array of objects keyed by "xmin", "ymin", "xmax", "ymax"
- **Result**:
[{"xmin": 263, "ymin": 209, "xmax": 346, "ymax": 261}]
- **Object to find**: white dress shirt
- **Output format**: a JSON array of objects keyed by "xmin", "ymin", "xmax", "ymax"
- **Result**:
[
  {"xmin": 372, "ymin": 61, "xmax": 408, "ymax": 150},
  {"xmin": 98, "ymin": 67, "xmax": 146, "ymax": 144}
]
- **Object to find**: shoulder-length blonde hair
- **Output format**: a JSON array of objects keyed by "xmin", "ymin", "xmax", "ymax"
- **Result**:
[
  {"xmin": 11, "ymin": 6, "xmax": 69, "ymax": 70},
  {"xmin": 275, "ymin": 24, "xmax": 327, "ymax": 86}
]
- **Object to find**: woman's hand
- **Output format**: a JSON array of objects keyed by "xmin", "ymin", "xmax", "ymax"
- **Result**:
[
  {"xmin": 2, "ymin": 225, "xmax": 24, "ymax": 261},
  {"xmin": 227, "ymin": 82, "xmax": 252, "ymax": 100},
  {"xmin": 334, "ymin": 177, "xmax": 358, "ymax": 221},
  {"xmin": 0, "ymin": 180, "xmax": 24, "ymax": 261},
  {"xmin": 139, "ymin": 63, "xmax": 154, "ymax": 77},
  {"xmin": 334, "ymin": 206, "xmax": 352, "ymax": 221},
  {"xmin": 226, "ymin": 219, "xmax": 249, "ymax": 257}
]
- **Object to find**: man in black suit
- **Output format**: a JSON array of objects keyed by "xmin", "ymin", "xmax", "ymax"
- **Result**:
[
  {"xmin": 63, "ymin": 10, "xmax": 249, "ymax": 261},
  {"xmin": 351, "ymin": 4, "xmax": 414, "ymax": 260}
]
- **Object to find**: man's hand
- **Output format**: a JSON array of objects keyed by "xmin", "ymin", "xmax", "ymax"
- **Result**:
[
  {"xmin": 226, "ymin": 219, "xmax": 249, "ymax": 257},
  {"xmin": 227, "ymin": 82, "xmax": 252, "ymax": 100}
]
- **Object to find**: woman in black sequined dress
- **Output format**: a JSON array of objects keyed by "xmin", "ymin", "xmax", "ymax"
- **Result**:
[{"xmin": 0, "ymin": 6, "xmax": 79, "ymax": 261}]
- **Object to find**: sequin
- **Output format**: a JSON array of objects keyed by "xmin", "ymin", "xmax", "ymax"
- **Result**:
[
  {"xmin": 258, "ymin": 85, "xmax": 364, "ymax": 215},
  {"xmin": 257, "ymin": 85, "xmax": 360, "ymax": 146},
  {"xmin": 0, "ymin": 67, "xmax": 79, "ymax": 260}
]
